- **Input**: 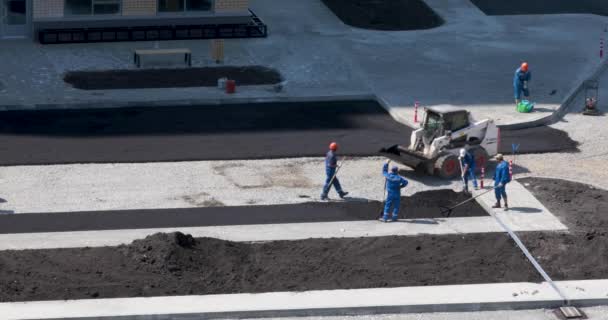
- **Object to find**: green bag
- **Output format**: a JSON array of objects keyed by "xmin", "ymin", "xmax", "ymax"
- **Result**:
[{"xmin": 517, "ymin": 100, "xmax": 535, "ymax": 113}]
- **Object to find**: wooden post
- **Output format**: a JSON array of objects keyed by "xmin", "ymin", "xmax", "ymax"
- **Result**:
[{"xmin": 211, "ymin": 39, "xmax": 225, "ymax": 64}]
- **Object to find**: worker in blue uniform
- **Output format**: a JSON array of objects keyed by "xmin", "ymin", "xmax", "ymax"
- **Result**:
[
  {"xmin": 380, "ymin": 161, "xmax": 409, "ymax": 222},
  {"xmin": 514, "ymin": 62, "xmax": 531, "ymax": 105},
  {"xmin": 459, "ymin": 148, "xmax": 478, "ymax": 193},
  {"xmin": 321, "ymin": 142, "xmax": 348, "ymax": 200},
  {"xmin": 492, "ymin": 154, "xmax": 511, "ymax": 210}
]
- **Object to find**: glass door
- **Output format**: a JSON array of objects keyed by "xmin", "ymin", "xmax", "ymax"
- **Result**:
[{"xmin": 1, "ymin": 0, "xmax": 28, "ymax": 38}]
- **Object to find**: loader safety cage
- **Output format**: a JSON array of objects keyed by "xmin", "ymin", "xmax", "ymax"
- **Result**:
[{"xmin": 38, "ymin": 10, "xmax": 267, "ymax": 45}]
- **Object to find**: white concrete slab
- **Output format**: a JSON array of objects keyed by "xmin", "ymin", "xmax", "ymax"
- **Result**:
[
  {"xmin": 473, "ymin": 180, "xmax": 567, "ymax": 231},
  {"xmin": 0, "ymin": 213, "xmax": 568, "ymax": 251},
  {"xmin": 2, "ymin": 280, "xmax": 607, "ymax": 320},
  {"xmin": 0, "ymin": 157, "xmax": 464, "ymax": 214}
]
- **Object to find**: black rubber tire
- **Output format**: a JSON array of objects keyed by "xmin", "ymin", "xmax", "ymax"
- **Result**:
[
  {"xmin": 435, "ymin": 154, "xmax": 460, "ymax": 179},
  {"xmin": 470, "ymin": 147, "xmax": 489, "ymax": 173}
]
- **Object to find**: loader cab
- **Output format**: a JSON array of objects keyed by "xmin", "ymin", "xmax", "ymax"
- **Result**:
[
  {"xmin": 422, "ymin": 108, "xmax": 470, "ymax": 134},
  {"xmin": 422, "ymin": 107, "xmax": 471, "ymax": 148}
]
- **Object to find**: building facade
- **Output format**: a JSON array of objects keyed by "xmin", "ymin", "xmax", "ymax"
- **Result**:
[{"xmin": 0, "ymin": 0, "xmax": 265, "ymax": 42}]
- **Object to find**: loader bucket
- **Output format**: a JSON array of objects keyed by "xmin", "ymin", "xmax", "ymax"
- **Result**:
[{"xmin": 379, "ymin": 144, "xmax": 427, "ymax": 169}]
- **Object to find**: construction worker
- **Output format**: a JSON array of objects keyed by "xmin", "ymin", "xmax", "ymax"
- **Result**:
[
  {"xmin": 514, "ymin": 62, "xmax": 531, "ymax": 105},
  {"xmin": 459, "ymin": 148, "xmax": 478, "ymax": 193},
  {"xmin": 492, "ymin": 154, "xmax": 511, "ymax": 210},
  {"xmin": 380, "ymin": 161, "xmax": 408, "ymax": 222},
  {"xmin": 321, "ymin": 142, "xmax": 348, "ymax": 200}
]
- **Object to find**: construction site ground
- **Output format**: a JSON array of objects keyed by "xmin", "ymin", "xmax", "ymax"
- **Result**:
[
  {"xmin": 1, "ymin": 0, "xmax": 608, "ymax": 319},
  {"xmin": 0, "ymin": 0, "xmax": 607, "ymax": 128},
  {"xmin": 0, "ymin": 100, "xmax": 577, "ymax": 165}
]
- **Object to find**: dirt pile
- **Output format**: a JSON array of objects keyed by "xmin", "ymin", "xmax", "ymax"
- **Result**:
[
  {"xmin": 519, "ymin": 177, "xmax": 608, "ymax": 280},
  {"xmin": 0, "ymin": 231, "xmax": 538, "ymax": 302},
  {"xmin": 322, "ymin": 0, "xmax": 443, "ymax": 30},
  {"xmin": 64, "ymin": 66, "xmax": 283, "ymax": 90}
]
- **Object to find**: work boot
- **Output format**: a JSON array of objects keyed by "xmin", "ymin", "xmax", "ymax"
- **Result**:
[
  {"xmin": 379, "ymin": 214, "xmax": 391, "ymax": 222},
  {"xmin": 492, "ymin": 202, "xmax": 501, "ymax": 209},
  {"xmin": 391, "ymin": 216, "xmax": 399, "ymax": 222},
  {"xmin": 320, "ymin": 194, "xmax": 329, "ymax": 201},
  {"xmin": 338, "ymin": 191, "xmax": 349, "ymax": 199},
  {"xmin": 504, "ymin": 199, "xmax": 509, "ymax": 211}
]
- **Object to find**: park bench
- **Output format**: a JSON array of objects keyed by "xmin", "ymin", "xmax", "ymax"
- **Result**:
[{"xmin": 133, "ymin": 48, "xmax": 192, "ymax": 68}]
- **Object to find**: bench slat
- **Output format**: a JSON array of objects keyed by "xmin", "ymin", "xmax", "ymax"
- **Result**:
[{"xmin": 135, "ymin": 49, "xmax": 191, "ymax": 55}]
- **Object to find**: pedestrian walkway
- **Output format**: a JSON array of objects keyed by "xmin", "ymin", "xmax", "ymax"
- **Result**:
[
  {"xmin": 473, "ymin": 180, "xmax": 567, "ymax": 231},
  {"xmin": 1, "ymin": 280, "xmax": 607, "ymax": 320}
]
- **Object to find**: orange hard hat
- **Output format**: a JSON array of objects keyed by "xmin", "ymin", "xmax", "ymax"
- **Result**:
[
  {"xmin": 521, "ymin": 62, "xmax": 529, "ymax": 72},
  {"xmin": 329, "ymin": 142, "xmax": 338, "ymax": 151}
]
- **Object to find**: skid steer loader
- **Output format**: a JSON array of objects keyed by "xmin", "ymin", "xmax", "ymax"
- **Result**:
[{"xmin": 381, "ymin": 106, "xmax": 499, "ymax": 179}]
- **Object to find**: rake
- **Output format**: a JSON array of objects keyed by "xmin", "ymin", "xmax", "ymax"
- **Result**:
[{"xmin": 440, "ymin": 186, "xmax": 497, "ymax": 217}]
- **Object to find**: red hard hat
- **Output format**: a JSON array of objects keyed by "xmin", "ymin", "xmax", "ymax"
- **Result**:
[
  {"xmin": 329, "ymin": 142, "xmax": 338, "ymax": 151},
  {"xmin": 521, "ymin": 62, "xmax": 529, "ymax": 72}
]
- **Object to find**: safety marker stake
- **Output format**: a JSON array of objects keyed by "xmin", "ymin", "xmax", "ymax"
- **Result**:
[
  {"xmin": 480, "ymin": 162, "xmax": 485, "ymax": 189},
  {"xmin": 414, "ymin": 101, "xmax": 419, "ymax": 123}
]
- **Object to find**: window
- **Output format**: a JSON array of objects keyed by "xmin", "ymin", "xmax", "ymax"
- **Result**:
[
  {"xmin": 93, "ymin": 0, "xmax": 121, "ymax": 14},
  {"xmin": 158, "ymin": 0, "xmax": 213, "ymax": 12},
  {"xmin": 65, "ymin": 0, "xmax": 121, "ymax": 15}
]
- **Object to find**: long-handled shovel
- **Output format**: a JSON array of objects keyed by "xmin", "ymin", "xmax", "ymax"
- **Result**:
[
  {"xmin": 440, "ymin": 185, "xmax": 498, "ymax": 218},
  {"xmin": 377, "ymin": 160, "xmax": 392, "ymax": 220},
  {"xmin": 327, "ymin": 157, "xmax": 347, "ymax": 190}
]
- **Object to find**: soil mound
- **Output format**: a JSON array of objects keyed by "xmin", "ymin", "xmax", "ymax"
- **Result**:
[
  {"xmin": 519, "ymin": 177, "xmax": 608, "ymax": 280},
  {"xmin": 64, "ymin": 66, "xmax": 283, "ymax": 90},
  {"xmin": 322, "ymin": 0, "xmax": 443, "ymax": 31},
  {"xmin": 119, "ymin": 232, "xmax": 248, "ymax": 275}
]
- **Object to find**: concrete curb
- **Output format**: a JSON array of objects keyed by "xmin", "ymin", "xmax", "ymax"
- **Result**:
[
  {"xmin": 2, "ymin": 281, "xmax": 608, "ymax": 320},
  {"xmin": 0, "ymin": 93, "xmax": 377, "ymax": 112}
]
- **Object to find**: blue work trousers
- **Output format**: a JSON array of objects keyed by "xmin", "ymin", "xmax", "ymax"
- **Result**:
[
  {"xmin": 514, "ymin": 85, "xmax": 530, "ymax": 100},
  {"xmin": 383, "ymin": 195, "xmax": 400, "ymax": 220},
  {"xmin": 495, "ymin": 185, "xmax": 507, "ymax": 202},
  {"xmin": 322, "ymin": 168, "xmax": 343, "ymax": 196},
  {"xmin": 464, "ymin": 169, "xmax": 478, "ymax": 191}
]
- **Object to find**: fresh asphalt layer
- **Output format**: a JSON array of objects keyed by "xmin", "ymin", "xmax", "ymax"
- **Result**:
[
  {"xmin": 0, "ymin": 100, "xmax": 577, "ymax": 166},
  {"xmin": 0, "ymin": 190, "xmax": 487, "ymax": 234}
]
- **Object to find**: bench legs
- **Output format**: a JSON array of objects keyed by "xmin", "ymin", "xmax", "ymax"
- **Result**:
[
  {"xmin": 134, "ymin": 53, "xmax": 141, "ymax": 68},
  {"xmin": 185, "ymin": 53, "xmax": 192, "ymax": 67}
]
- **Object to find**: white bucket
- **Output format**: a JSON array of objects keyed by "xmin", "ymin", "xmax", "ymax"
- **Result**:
[{"xmin": 217, "ymin": 77, "xmax": 228, "ymax": 90}]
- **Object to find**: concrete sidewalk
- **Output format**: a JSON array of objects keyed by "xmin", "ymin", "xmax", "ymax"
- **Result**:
[
  {"xmin": 0, "ymin": 214, "xmax": 567, "ymax": 250},
  {"xmin": 0, "ymin": 0, "xmax": 606, "ymax": 127},
  {"xmin": 2, "ymin": 280, "xmax": 607, "ymax": 320}
]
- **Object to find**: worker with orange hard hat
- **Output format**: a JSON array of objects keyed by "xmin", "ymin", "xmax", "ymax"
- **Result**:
[
  {"xmin": 514, "ymin": 62, "xmax": 531, "ymax": 105},
  {"xmin": 320, "ymin": 142, "xmax": 348, "ymax": 200}
]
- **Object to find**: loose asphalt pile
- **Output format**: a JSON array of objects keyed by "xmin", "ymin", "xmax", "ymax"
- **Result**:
[
  {"xmin": 0, "ymin": 189, "xmax": 486, "ymax": 234},
  {"xmin": 64, "ymin": 66, "xmax": 283, "ymax": 90},
  {"xmin": 470, "ymin": 0, "xmax": 608, "ymax": 16},
  {"xmin": 321, "ymin": 0, "xmax": 443, "ymax": 30},
  {"xmin": 0, "ymin": 100, "xmax": 578, "ymax": 165},
  {"xmin": 519, "ymin": 177, "xmax": 608, "ymax": 280}
]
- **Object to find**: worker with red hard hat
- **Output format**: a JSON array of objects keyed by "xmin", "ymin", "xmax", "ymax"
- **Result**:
[
  {"xmin": 320, "ymin": 142, "xmax": 348, "ymax": 200},
  {"xmin": 514, "ymin": 62, "xmax": 531, "ymax": 105}
]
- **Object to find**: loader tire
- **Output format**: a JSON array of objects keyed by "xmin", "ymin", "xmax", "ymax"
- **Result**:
[
  {"xmin": 470, "ymin": 147, "xmax": 489, "ymax": 173},
  {"xmin": 435, "ymin": 154, "xmax": 460, "ymax": 179}
]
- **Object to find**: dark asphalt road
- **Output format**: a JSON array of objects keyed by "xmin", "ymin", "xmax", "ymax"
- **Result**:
[
  {"xmin": 0, "ymin": 100, "xmax": 409, "ymax": 165},
  {"xmin": 0, "ymin": 100, "xmax": 577, "ymax": 165},
  {"xmin": 0, "ymin": 190, "xmax": 485, "ymax": 234}
]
